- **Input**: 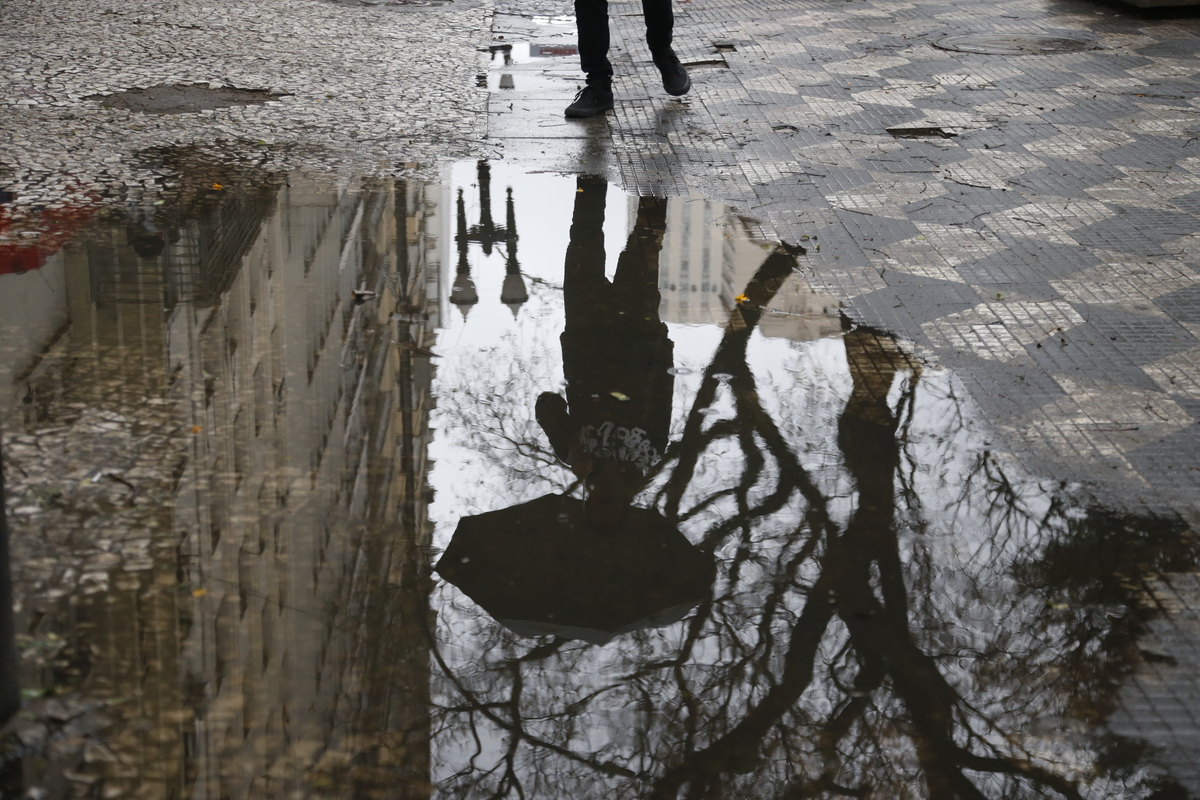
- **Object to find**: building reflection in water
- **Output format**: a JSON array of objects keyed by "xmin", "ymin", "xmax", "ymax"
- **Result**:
[
  {"xmin": 0, "ymin": 439, "xmax": 16, "ymax": 733},
  {"xmin": 2, "ymin": 155, "xmax": 445, "ymax": 798},
  {"xmin": 0, "ymin": 159, "xmax": 1194, "ymax": 799}
]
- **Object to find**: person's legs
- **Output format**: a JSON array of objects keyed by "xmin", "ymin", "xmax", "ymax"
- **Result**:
[
  {"xmin": 640, "ymin": 0, "xmax": 690, "ymax": 95},
  {"xmin": 566, "ymin": 0, "xmax": 616, "ymax": 116},
  {"xmin": 613, "ymin": 196, "xmax": 667, "ymax": 321},
  {"xmin": 567, "ymin": 0, "xmax": 684, "ymax": 113},
  {"xmin": 574, "ymin": 0, "xmax": 613, "ymax": 86},
  {"xmin": 641, "ymin": 0, "xmax": 673, "ymax": 60},
  {"xmin": 563, "ymin": 175, "xmax": 610, "ymax": 318}
]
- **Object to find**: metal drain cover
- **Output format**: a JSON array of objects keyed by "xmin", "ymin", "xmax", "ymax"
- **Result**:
[{"xmin": 934, "ymin": 34, "xmax": 1098, "ymax": 55}]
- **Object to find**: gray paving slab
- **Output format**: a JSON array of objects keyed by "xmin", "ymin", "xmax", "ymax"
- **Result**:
[
  {"xmin": 543, "ymin": 0, "xmax": 1200, "ymax": 516},
  {"xmin": 1158, "ymin": 285, "xmax": 1200, "ymax": 323}
]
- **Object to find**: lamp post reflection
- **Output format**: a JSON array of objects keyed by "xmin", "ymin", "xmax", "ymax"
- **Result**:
[{"xmin": 452, "ymin": 160, "xmax": 527, "ymax": 317}]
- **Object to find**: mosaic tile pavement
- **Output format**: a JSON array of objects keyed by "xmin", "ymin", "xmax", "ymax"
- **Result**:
[{"xmin": 0, "ymin": 0, "xmax": 492, "ymax": 200}]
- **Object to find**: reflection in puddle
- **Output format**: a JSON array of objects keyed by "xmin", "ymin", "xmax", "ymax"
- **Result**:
[
  {"xmin": 487, "ymin": 42, "xmax": 580, "ymax": 92},
  {"xmin": 490, "ymin": 42, "xmax": 580, "ymax": 61},
  {"xmin": 0, "ymin": 157, "xmax": 1195, "ymax": 799}
]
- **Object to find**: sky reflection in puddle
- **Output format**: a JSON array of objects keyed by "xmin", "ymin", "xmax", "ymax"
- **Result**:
[{"xmin": 0, "ymin": 156, "xmax": 1195, "ymax": 799}]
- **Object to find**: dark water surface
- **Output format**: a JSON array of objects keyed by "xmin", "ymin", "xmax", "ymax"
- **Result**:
[{"xmin": 0, "ymin": 155, "xmax": 1195, "ymax": 799}]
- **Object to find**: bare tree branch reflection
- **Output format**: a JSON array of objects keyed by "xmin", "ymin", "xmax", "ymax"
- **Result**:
[{"xmin": 428, "ymin": 198, "xmax": 1196, "ymax": 800}]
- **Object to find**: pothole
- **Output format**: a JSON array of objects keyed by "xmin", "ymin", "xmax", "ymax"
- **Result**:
[
  {"xmin": 327, "ymin": 0, "xmax": 481, "ymax": 9},
  {"xmin": 86, "ymin": 84, "xmax": 288, "ymax": 114},
  {"xmin": 934, "ymin": 33, "xmax": 1099, "ymax": 55},
  {"xmin": 887, "ymin": 125, "xmax": 958, "ymax": 139}
]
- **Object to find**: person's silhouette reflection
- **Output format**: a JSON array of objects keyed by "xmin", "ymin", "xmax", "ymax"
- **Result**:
[{"xmin": 536, "ymin": 176, "xmax": 674, "ymax": 529}]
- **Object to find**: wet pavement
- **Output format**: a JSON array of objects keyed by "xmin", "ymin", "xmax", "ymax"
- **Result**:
[
  {"xmin": 0, "ymin": 0, "xmax": 490, "ymax": 204},
  {"xmin": 6, "ymin": 0, "xmax": 1200, "ymax": 794}
]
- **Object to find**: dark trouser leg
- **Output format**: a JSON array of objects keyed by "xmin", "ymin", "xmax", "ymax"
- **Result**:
[
  {"xmin": 641, "ymin": 0, "xmax": 674, "ymax": 61},
  {"xmin": 613, "ymin": 197, "xmax": 667, "ymax": 322},
  {"xmin": 564, "ymin": 175, "xmax": 610, "ymax": 323},
  {"xmin": 574, "ymin": 0, "xmax": 613, "ymax": 86}
]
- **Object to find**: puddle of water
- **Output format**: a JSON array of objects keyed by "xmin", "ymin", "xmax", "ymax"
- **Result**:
[
  {"xmin": 0, "ymin": 156, "xmax": 1196, "ymax": 799},
  {"xmin": 933, "ymin": 33, "xmax": 1099, "ymax": 55},
  {"xmin": 530, "ymin": 14, "xmax": 577, "ymax": 26},
  {"xmin": 485, "ymin": 42, "xmax": 580, "ymax": 91},
  {"xmin": 486, "ymin": 71, "xmax": 570, "ymax": 92},
  {"xmin": 491, "ymin": 41, "xmax": 579, "ymax": 66}
]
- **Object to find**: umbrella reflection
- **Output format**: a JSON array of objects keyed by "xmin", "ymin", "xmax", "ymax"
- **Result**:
[{"xmin": 436, "ymin": 494, "xmax": 714, "ymax": 645}]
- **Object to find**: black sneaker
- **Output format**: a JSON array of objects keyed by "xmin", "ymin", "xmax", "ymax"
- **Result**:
[
  {"xmin": 654, "ymin": 54, "xmax": 691, "ymax": 97},
  {"xmin": 565, "ymin": 84, "xmax": 614, "ymax": 118}
]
